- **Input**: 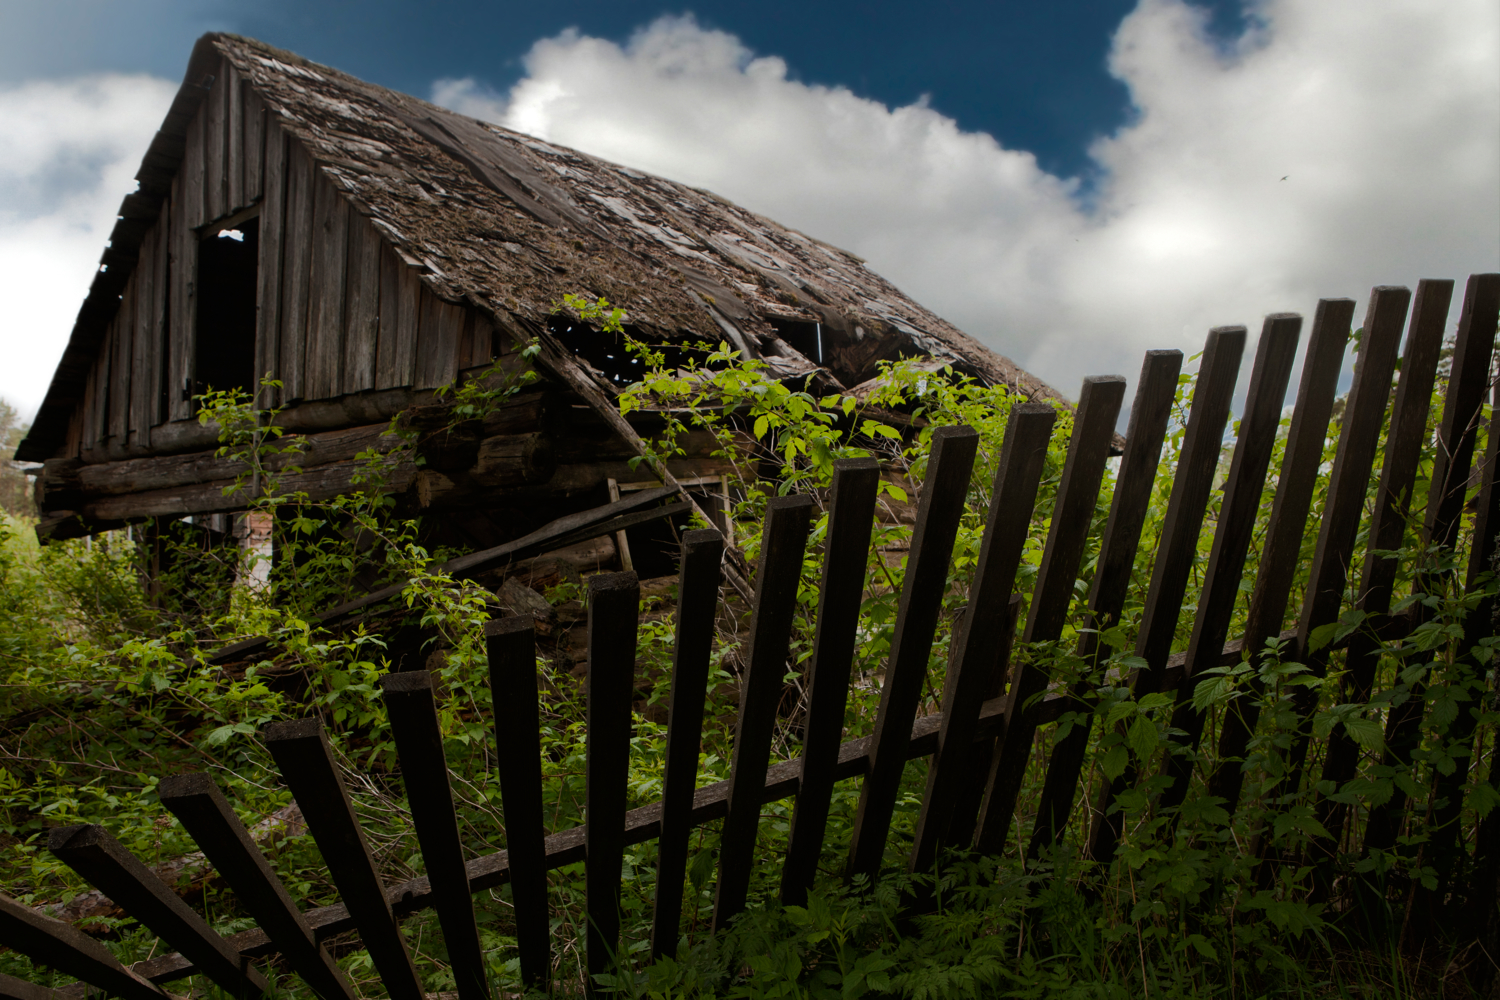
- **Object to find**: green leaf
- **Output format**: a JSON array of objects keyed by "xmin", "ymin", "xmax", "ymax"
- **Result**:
[
  {"xmin": 1101, "ymin": 744, "xmax": 1129, "ymax": 780},
  {"xmin": 1308, "ymin": 622, "xmax": 1340, "ymax": 653},
  {"xmin": 1342, "ymin": 715, "xmax": 1383, "ymax": 750},
  {"xmin": 1128, "ymin": 715, "xmax": 1158, "ymax": 763}
]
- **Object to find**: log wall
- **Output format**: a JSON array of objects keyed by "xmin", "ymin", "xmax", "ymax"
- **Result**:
[{"xmin": 63, "ymin": 54, "xmax": 510, "ymax": 466}]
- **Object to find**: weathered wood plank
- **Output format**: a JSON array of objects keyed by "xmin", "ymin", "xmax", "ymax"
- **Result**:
[
  {"xmin": 715, "ymin": 496, "xmax": 815, "ymax": 929},
  {"xmin": 254, "ymin": 121, "xmax": 286, "ymax": 408},
  {"xmin": 915, "ymin": 400, "xmax": 1060, "ymax": 873},
  {"xmin": 181, "ymin": 104, "xmax": 205, "ymax": 232},
  {"xmin": 846, "ymin": 426, "xmax": 979, "ymax": 881},
  {"xmin": 157, "ymin": 773, "xmax": 355, "ymax": 1000},
  {"xmin": 204, "ymin": 63, "xmax": 227, "ymax": 224},
  {"xmin": 488, "ymin": 618, "xmax": 555, "ymax": 988},
  {"xmin": 414, "ymin": 284, "xmax": 463, "ymax": 389},
  {"xmin": 1157, "ymin": 314, "xmax": 1302, "ymax": 815},
  {"xmin": 379, "ymin": 673, "xmax": 489, "ymax": 1000},
  {"xmin": 47, "ymin": 824, "xmax": 268, "ymax": 999},
  {"xmin": 780, "ymin": 459, "xmax": 880, "ymax": 906},
  {"xmin": 241, "ymin": 82, "xmax": 263, "ymax": 206},
  {"xmin": 264, "ymin": 719, "xmax": 423, "ymax": 1000},
  {"xmin": 376, "ymin": 245, "xmax": 419, "ymax": 389},
  {"xmin": 0, "ymin": 894, "xmax": 167, "ymax": 1000},
  {"xmin": 168, "ymin": 172, "xmax": 198, "ymax": 422},
  {"xmin": 586, "ymin": 571, "xmax": 641, "ymax": 983},
  {"xmin": 279, "ymin": 140, "xmax": 314, "ymax": 402},
  {"xmin": 109, "ymin": 283, "xmax": 134, "ymax": 442},
  {"xmin": 93, "ymin": 324, "xmax": 112, "ymax": 447},
  {"xmin": 130, "ymin": 223, "xmax": 157, "ymax": 446},
  {"xmin": 1085, "ymin": 328, "xmax": 1245, "ymax": 869},
  {"xmin": 306, "ymin": 173, "xmax": 349, "ymax": 400},
  {"xmin": 225, "ymin": 63, "xmax": 243, "ymax": 213},
  {"xmin": 0, "ymin": 971, "xmax": 62, "ymax": 1000},
  {"xmin": 974, "ymin": 386, "xmax": 1119, "ymax": 856},
  {"xmin": 343, "ymin": 214, "xmax": 380, "ymax": 392},
  {"xmin": 149, "ymin": 199, "xmax": 170, "ymax": 430},
  {"xmin": 1029, "ymin": 350, "xmax": 1182, "ymax": 859}
]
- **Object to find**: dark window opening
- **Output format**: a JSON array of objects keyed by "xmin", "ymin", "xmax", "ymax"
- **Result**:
[
  {"xmin": 194, "ymin": 219, "xmax": 259, "ymax": 401},
  {"xmin": 767, "ymin": 318, "xmax": 823, "ymax": 364},
  {"xmin": 547, "ymin": 315, "xmax": 716, "ymax": 387}
]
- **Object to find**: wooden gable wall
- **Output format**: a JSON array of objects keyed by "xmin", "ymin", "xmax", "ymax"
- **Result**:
[{"xmin": 65, "ymin": 54, "xmax": 499, "ymax": 463}]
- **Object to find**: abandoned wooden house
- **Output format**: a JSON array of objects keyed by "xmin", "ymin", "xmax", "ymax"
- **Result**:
[{"xmin": 17, "ymin": 32, "xmax": 1062, "ymax": 574}]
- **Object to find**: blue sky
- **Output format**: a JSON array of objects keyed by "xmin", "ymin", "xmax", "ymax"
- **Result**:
[{"xmin": 0, "ymin": 0, "xmax": 1495, "ymax": 414}]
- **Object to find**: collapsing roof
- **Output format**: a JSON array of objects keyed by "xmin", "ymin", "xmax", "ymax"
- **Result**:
[{"xmin": 19, "ymin": 32, "xmax": 1063, "ymax": 463}]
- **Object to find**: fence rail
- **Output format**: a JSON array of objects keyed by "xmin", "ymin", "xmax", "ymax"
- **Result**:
[{"xmin": 6, "ymin": 272, "xmax": 1500, "ymax": 997}]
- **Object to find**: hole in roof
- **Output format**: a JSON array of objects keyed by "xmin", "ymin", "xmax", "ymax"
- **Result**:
[{"xmin": 547, "ymin": 315, "xmax": 715, "ymax": 388}]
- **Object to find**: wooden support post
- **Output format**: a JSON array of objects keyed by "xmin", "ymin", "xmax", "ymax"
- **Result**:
[
  {"xmin": 606, "ymin": 478, "xmax": 634, "ymax": 571},
  {"xmin": 714, "ymin": 496, "xmax": 815, "ymax": 929},
  {"xmin": 1085, "ymin": 328, "xmax": 1245, "ymax": 870},
  {"xmin": 157, "ymin": 772, "xmax": 355, "ymax": 1000},
  {"xmin": 0, "ymin": 894, "xmax": 169, "ymax": 1000},
  {"xmin": 1028, "ymin": 351, "xmax": 1181, "ymax": 860},
  {"xmin": 47, "ymin": 824, "xmax": 269, "ymax": 999},
  {"xmin": 1156, "ymin": 314, "xmax": 1303, "ymax": 816},
  {"xmin": 487, "ymin": 617, "xmax": 554, "ymax": 987},
  {"xmin": 846, "ymin": 426, "xmax": 980, "ymax": 882},
  {"xmin": 973, "ymin": 386, "xmax": 1121, "ymax": 857},
  {"xmin": 911, "ymin": 402, "xmax": 1059, "ymax": 876},
  {"xmin": 379, "ymin": 671, "xmax": 491, "ymax": 1000},
  {"xmin": 263, "ymin": 718, "xmax": 424, "ymax": 1000},
  {"xmin": 651, "ymin": 530, "xmax": 726, "ymax": 956},
  {"xmin": 585, "ymin": 571, "xmax": 640, "ymax": 988},
  {"xmin": 780, "ymin": 459, "xmax": 880, "ymax": 907}
]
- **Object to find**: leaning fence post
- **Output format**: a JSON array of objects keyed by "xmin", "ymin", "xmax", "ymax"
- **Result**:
[
  {"xmin": 780, "ymin": 459, "xmax": 880, "ymax": 907},
  {"xmin": 651, "ymin": 530, "xmax": 724, "ymax": 956},
  {"xmin": 713, "ymin": 495, "xmax": 815, "ymax": 930},
  {"xmin": 0, "ymin": 893, "xmax": 169, "ymax": 1000},
  {"xmin": 487, "ymin": 616, "xmax": 554, "ymax": 988},
  {"xmin": 584, "ymin": 570, "xmax": 640, "ymax": 990}
]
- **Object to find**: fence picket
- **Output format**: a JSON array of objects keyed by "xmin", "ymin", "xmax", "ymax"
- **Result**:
[
  {"xmin": 0, "ymin": 893, "xmax": 169, "ymax": 1000},
  {"xmin": 715, "ymin": 496, "xmax": 815, "ymax": 929},
  {"xmin": 1085, "ymin": 328, "xmax": 1246, "ymax": 869},
  {"xmin": 264, "ymin": 718, "xmax": 425, "ymax": 1000},
  {"xmin": 585, "ymin": 571, "xmax": 641, "ymax": 987},
  {"xmin": 780, "ymin": 459, "xmax": 881, "ymax": 907},
  {"xmin": 1029, "ymin": 351, "xmax": 1183, "ymax": 860},
  {"xmin": 157, "ymin": 772, "xmax": 356, "ymax": 1000},
  {"xmin": 947, "ymin": 595, "xmax": 1022, "ymax": 849},
  {"xmin": 1157, "ymin": 314, "xmax": 1302, "ymax": 816},
  {"xmin": 652, "ymin": 530, "xmax": 725, "ymax": 953},
  {"xmin": 487, "ymin": 617, "xmax": 555, "ymax": 986},
  {"xmin": 380, "ymin": 671, "xmax": 491, "ymax": 1000},
  {"xmin": 48, "ymin": 823, "xmax": 270, "ymax": 999},
  {"xmin": 911, "ymin": 401, "xmax": 1060, "ymax": 875},
  {"xmin": 972, "ymin": 384, "xmax": 1122, "ymax": 856},
  {"xmin": 846, "ymin": 426, "xmax": 980, "ymax": 881}
]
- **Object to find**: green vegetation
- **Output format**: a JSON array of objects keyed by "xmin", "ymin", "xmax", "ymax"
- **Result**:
[{"xmin": 0, "ymin": 323, "xmax": 1492, "ymax": 997}]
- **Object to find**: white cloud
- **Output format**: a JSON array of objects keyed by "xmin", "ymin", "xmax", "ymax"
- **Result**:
[
  {"xmin": 435, "ymin": 1, "xmax": 1500, "ymax": 398},
  {"xmin": 0, "ymin": 74, "xmax": 176, "ymax": 418}
]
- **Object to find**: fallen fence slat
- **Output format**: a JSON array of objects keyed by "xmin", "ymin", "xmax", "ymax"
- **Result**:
[{"xmin": 0, "ymin": 893, "xmax": 172, "ymax": 1000}]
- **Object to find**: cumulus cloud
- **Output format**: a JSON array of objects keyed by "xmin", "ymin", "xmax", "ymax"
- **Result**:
[
  {"xmin": 436, "ymin": 0, "xmax": 1499, "ymax": 397},
  {"xmin": 0, "ymin": 74, "xmax": 176, "ymax": 417}
]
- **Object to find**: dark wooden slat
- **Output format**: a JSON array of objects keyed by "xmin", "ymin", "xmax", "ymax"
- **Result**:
[
  {"xmin": 204, "ymin": 65, "xmax": 226, "ymax": 223},
  {"xmin": 279, "ymin": 140, "xmax": 314, "ymax": 402},
  {"xmin": 254, "ymin": 121, "xmax": 286, "ymax": 408},
  {"xmin": 263, "ymin": 718, "xmax": 424, "ymax": 1000},
  {"xmin": 343, "ymin": 215, "xmax": 380, "ymax": 393},
  {"xmin": 378, "ymin": 671, "xmax": 490, "ymax": 1000},
  {"xmin": 0, "ymin": 894, "xmax": 168, "ymax": 1000},
  {"xmin": 1085, "ymin": 327, "xmax": 1246, "ymax": 869},
  {"xmin": 585, "ymin": 571, "xmax": 641, "ymax": 985},
  {"xmin": 1306, "ymin": 283, "xmax": 1449, "ymax": 841},
  {"xmin": 95, "ymin": 323, "xmax": 113, "ymax": 447},
  {"xmin": 415, "ymin": 285, "xmax": 463, "ymax": 390},
  {"xmin": 110, "ymin": 282, "xmax": 134, "ymax": 441},
  {"xmin": 714, "ymin": 495, "xmax": 815, "ymax": 929},
  {"xmin": 130, "ymin": 223, "xmax": 157, "ymax": 445},
  {"xmin": 149, "ymin": 205, "xmax": 170, "ymax": 431},
  {"xmin": 779, "ymin": 459, "xmax": 881, "ymax": 907},
  {"xmin": 47, "ymin": 824, "xmax": 267, "ymax": 999},
  {"xmin": 307, "ymin": 175, "xmax": 349, "ymax": 400},
  {"xmin": 1029, "ymin": 350, "xmax": 1182, "ymax": 859},
  {"xmin": 157, "ymin": 772, "xmax": 354, "ymax": 1000},
  {"xmin": 912, "ymin": 401, "xmax": 1060, "ymax": 873},
  {"xmin": 0, "ymin": 972, "xmax": 60, "ymax": 1000},
  {"xmin": 225, "ymin": 64, "xmax": 243, "ymax": 214},
  {"xmin": 845, "ymin": 425, "xmax": 980, "ymax": 880},
  {"xmin": 974, "ymin": 388, "xmax": 1120, "ymax": 855},
  {"xmin": 487, "ymin": 617, "xmax": 554, "ymax": 987},
  {"xmin": 1367, "ymin": 273, "xmax": 1500, "ymax": 856},
  {"xmin": 242, "ymin": 83, "xmax": 263, "ymax": 206},
  {"xmin": 182, "ymin": 100, "xmax": 205, "ymax": 231},
  {"xmin": 1157, "ymin": 314, "xmax": 1303, "ymax": 815},
  {"xmin": 377, "ymin": 246, "xmax": 419, "ymax": 389},
  {"xmin": 168, "ymin": 169, "xmax": 197, "ymax": 422},
  {"xmin": 948, "ymin": 595, "xmax": 1021, "ymax": 849},
  {"xmin": 1273, "ymin": 287, "xmax": 1408, "ymax": 789},
  {"xmin": 652, "ymin": 530, "xmax": 726, "ymax": 955}
]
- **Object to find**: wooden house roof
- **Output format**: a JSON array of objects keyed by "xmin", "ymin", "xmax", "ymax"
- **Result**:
[{"xmin": 18, "ymin": 32, "xmax": 1061, "ymax": 462}]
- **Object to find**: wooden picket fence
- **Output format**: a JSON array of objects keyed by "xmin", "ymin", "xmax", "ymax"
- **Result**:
[{"xmin": 3, "ymin": 273, "xmax": 1499, "ymax": 998}]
